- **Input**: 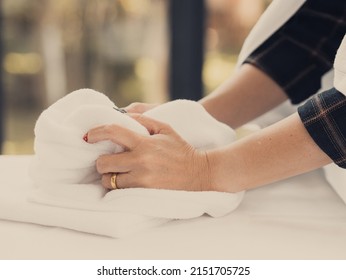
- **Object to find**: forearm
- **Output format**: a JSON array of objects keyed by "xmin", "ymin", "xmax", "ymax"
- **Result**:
[
  {"xmin": 207, "ymin": 113, "xmax": 332, "ymax": 192},
  {"xmin": 199, "ymin": 64, "xmax": 288, "ymax": 128}
]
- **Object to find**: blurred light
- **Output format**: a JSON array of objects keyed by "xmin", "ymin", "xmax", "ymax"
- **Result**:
[
  {"xmin": 4, "ymin": 52, "xmax": 42, "ymax": 75},
  {"xmin": 203, "ymin": 53, "xmax": 237, "ymax": 90},
  {"xmin": 135, "ymin": 57, "xmax": 157, "ymax": 81},
  {"xmin": 2, "ymin": 140, "xmax": 34, "ymax": 155},
  {"xmin": 119, "ymin": 0, "xmax": 150, "ymax": 16}
]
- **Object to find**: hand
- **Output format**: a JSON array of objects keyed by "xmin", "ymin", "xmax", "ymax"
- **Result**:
[
  {"xmin": 122, "ymin": 102, "xmax": 159, "ymax": 114},
  {"xmin": 86, "ymin": 114, "xmax": 211, "ymax": 191}
]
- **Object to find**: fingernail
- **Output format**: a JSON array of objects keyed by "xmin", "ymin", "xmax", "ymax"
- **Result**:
[{"xmin": 83, "ymin": 133, "xmax": 88, "ymax": 142}]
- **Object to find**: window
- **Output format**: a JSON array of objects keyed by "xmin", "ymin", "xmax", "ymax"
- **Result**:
[{"xmin": 0, "ymin": 0, "xmax": 269, "ymax": 154}]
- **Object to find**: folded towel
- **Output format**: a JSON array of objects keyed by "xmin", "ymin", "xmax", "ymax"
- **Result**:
[
  {"xmin": 27, "ymin": 88, "xmax": 244, "ymax": 237},
  {"xmin": 0, "ymin": 159, "xmax": 168, "ymax": 238}
]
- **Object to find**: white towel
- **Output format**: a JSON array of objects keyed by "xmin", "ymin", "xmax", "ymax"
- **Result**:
[
  {"xmin": 0, "ymin": 163, "xmax": 168, "ymax": 238},
  {"xmin": 27, "ymin": 89, "xmax": 244, "ymax": 237}
]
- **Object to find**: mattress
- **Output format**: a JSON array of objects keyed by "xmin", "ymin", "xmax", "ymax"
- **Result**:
[{"xmin": 0, "ymin": 155, "xmax": 345, "ymax": 260}]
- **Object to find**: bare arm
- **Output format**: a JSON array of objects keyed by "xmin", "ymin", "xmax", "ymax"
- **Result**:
[
  {"xmin": 87, "ymin": 113, "xmax": 331, "ymax": 192},
  {"xmin": 125, "ymin": 64, "xmax": 287, "ymax": 129},
  {"xmin": 91, "ymin": 62, "xmax": 331, "ymax": 192},
  {"xmin": 200, "ymin": 64, "xmax": 288, "ymax": 128},
  {"xmin": 207, "ymin": 113, "xmax": 332, "ymax": 192}
]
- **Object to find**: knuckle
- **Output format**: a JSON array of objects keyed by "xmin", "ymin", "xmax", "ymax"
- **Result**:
[
  {"xmin": 103, "ymin": 125, "xmax": 115, "ymax": 136},
  {"xmin": 96, "ymin": 157, "xmax": 106, "ymax": 173},
  {"xmin": 156, "ymin": 121, "xmax": 173, "ymax": 134},
  {"xmin": 162, "ymin": 122, "xmax": 172, "ymax": 131},
  {"xmin": 101, "ymin": 175, "xmax": 110, "ymax": 188}
]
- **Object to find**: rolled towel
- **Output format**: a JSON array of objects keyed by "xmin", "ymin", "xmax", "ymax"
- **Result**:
[{"xmin": 28, "ymin": 88, "xmax": 244, "ymax": 237}]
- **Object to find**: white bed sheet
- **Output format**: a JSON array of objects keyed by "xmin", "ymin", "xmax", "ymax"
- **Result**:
[{"xmin": 0, "ymin": 155, "xmax": 345, "ymax": 260}]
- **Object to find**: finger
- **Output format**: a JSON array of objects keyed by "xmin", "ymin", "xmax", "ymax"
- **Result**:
[
  {"xmin": 101, "ymin": 172, "xmax": 140, "ymax": 190},
  {"xmin": 86, "ymin": 124, "xmax": 144, "ymax": 149},
  {"xmin": 96, "ymin": 153, "xmax": 133, "ymax": 174},
  {"xmin": 129, "ymin": 114, "xmax": 173, "ymax": 135},
  {"xmin": 123, "ymin": 102, "xmax": 158, "ymax": 114}
]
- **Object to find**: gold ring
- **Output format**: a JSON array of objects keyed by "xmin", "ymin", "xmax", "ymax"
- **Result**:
[{"xmin": 110, "ymin": 173, "xmax": 118, "ymax": 190}]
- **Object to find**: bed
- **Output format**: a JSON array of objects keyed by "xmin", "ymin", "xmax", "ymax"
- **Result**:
[{"xmin": 1, "ymin": 155, "xmax": 345, "ymax": 260}]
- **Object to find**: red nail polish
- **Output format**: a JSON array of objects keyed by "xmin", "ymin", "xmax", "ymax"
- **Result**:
[{"xmin": 83, "ymin": 133, "xmax": 88, "ymax": 142}]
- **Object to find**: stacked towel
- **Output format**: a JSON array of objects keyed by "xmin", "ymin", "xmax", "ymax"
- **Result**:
[{"xmin": 28, "ymin": 89, "xmax": 244, "ymax": 237}]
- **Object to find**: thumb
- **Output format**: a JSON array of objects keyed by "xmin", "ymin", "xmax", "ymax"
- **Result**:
[{"xmin": 123, "ymin": 102, "xmax": 158, "ymax": 114}]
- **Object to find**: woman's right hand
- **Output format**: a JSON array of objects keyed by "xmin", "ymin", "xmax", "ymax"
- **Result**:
[{"xmin": 122, "ymin": 102, "xmax": 159, "ymax": 114}]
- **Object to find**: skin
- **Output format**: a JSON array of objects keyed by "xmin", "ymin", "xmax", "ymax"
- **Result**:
[
  {"xmin": 87, "ymin": 115, "xmax": 209, "ymax": 191},
  {"xmin": 199, "ymin": 64, "xmax": 288, "ymax": 128},
  {"xmin": 86, "ymin": 64, "xmax": 332, "ymax": 192}
]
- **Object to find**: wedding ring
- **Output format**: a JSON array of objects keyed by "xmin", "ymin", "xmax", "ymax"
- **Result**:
[{"xmin": 110, "ymin": 173, "xmax": 118, "ymax": 190}]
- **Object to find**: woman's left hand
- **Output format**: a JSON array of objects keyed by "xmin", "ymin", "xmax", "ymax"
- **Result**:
[{"xmin": 86, "ymin": 114, "xmax": 211, "ymax": 191}]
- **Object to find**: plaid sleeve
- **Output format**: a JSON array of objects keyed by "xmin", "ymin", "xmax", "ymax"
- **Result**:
[
  {"xmin": 244, "ymin": 0, "xmax": 346, "ymax": 104},
  {"xmin": 298, "ymin": 88, "xmax": 346, "ymax": 168}
]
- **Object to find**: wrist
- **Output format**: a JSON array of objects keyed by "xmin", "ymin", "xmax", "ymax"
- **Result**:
[
  {"xmin": 191, "ymin": 150, "xmax": 213, "ymax": 192},
  {"xmin": 199, "ymin": 149, "xmax": 227, "ymax": 192},
  {"xmin": 206, "ymin": 147, "xmax": 245, "ymax": 193}
]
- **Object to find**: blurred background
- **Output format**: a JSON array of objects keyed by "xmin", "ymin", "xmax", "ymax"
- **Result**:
[{"xmin": 0, "ymin": 0, "xmax": 271, "ymax": 155}]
